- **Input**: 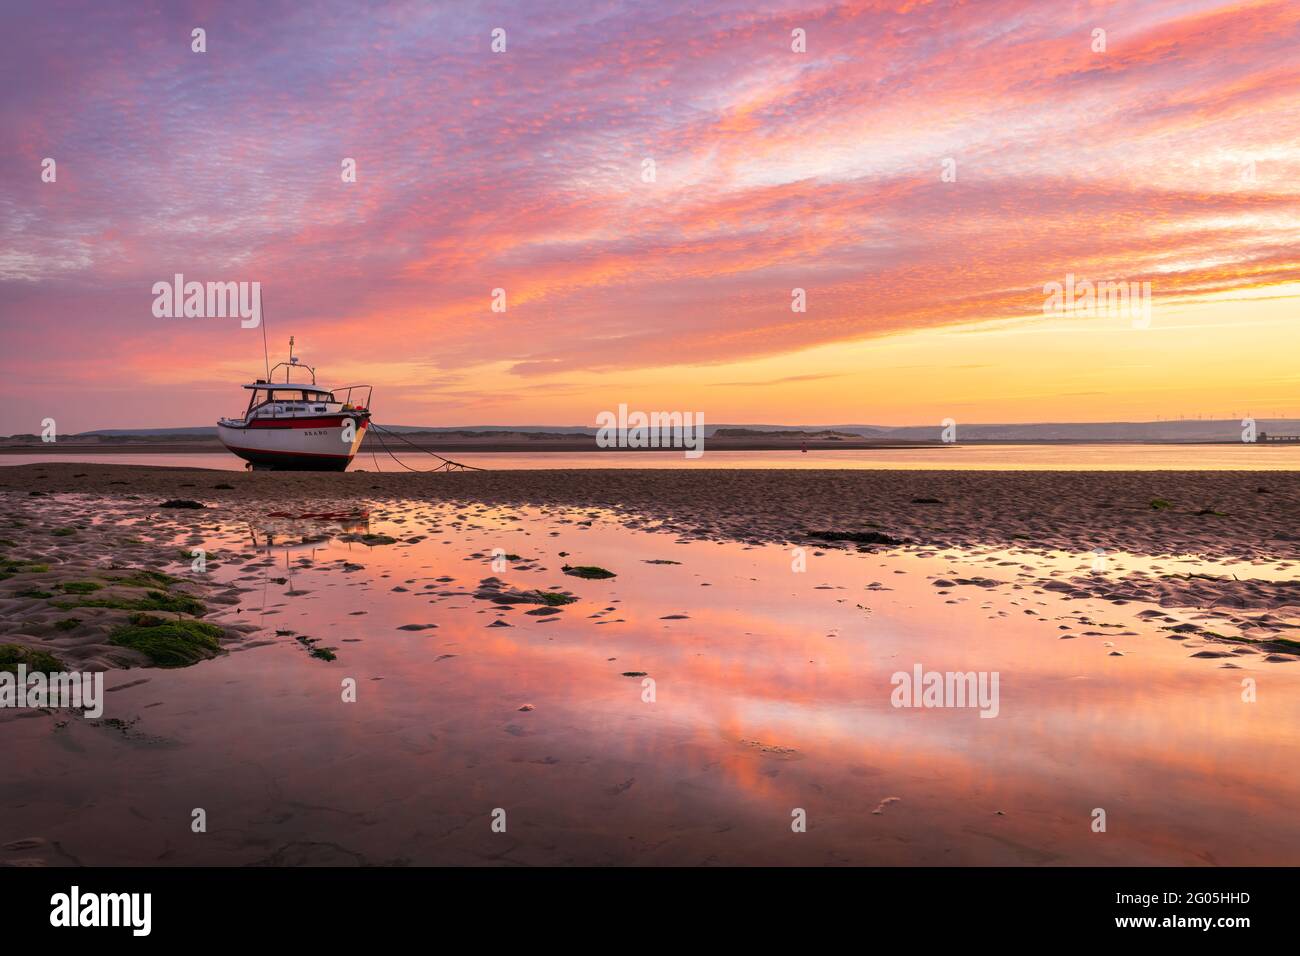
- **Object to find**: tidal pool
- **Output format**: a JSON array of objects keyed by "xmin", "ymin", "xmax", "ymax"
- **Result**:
[{"xmin": 3, "ymin": 499, "xmax": 1298, "ymax": 866}]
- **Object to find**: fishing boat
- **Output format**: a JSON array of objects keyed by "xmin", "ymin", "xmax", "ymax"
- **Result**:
[{"xmin": 217, "ymin": 339, "xmax": 372, "ymax": 471}]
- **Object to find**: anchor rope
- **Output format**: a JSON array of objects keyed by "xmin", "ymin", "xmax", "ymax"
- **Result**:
[{"xmin": 366, "ymin": 422, "xmax": 484, "ymax": 472}]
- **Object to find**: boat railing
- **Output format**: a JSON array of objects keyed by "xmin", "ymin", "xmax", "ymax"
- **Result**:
[
  {"xmin": 269, "ymin": 360, "xmax": 317, "ymax": 386},
  {"xmin": 335, "ymin": 384, "xmax": 373, "ymax": 411}
]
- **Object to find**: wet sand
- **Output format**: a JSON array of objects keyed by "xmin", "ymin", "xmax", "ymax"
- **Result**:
[
  {"xmin": 4, "ymin": 462, "xmax": 1298, "ymax": 556},
  {"xmin": 2, "ymin": 463, "xmax": 1298, "ymax": 866},
  {"xmin": 4, "ymin": 460, "xmax": 1297, "ymax": 677}
]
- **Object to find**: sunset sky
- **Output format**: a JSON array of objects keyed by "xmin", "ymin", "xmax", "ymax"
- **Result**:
[{"xmin": 2, "ymin": 0, "xmax": 1298, "ymax": 433}]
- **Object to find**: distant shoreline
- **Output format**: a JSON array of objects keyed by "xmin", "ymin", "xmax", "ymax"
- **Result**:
[
  {"xmin": 0, "ymin": 438, "xmax": 1285, "ymax": 455},
  {"xmin": 0, "ymin": 439, "xmax": 944, "ymax": 455}
]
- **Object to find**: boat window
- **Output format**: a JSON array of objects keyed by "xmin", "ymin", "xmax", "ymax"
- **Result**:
[{"xmin": 244, "ymin": 386, "xmax": 335, "ymax": 419}]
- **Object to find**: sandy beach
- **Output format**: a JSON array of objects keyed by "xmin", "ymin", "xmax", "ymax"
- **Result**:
[
  {"xmin": 5, "ymin": 460, "xmax": 1299, "ymax": 551},
  {"xmin": 2, "ymin": 460, "xmax": 1298, "ymax": 867},
  {"xmin": 4, "ymin": 460, "xmax": 1297, "ymax": 675},
  {"xmin": 2, "ymin": 462, "xmax": 1296, "ymax": 639}
]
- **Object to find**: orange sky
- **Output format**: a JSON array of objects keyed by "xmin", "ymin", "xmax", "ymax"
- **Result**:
[{"xmin": 2, "ymin": 0, "xmax": 1298, "ymax": 431}]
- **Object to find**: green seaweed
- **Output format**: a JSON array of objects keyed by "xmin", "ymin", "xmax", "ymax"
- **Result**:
[
  {"xmin": 108, "ymin": 569, "xmax": 181, "ymax": 589},
  {"xmin": 294, "ymin": 634, "xmax": 337, "ymax": 662},
  {"xmin": 0, "ymin": 643, "xmax": 64, "ymax": 675},
  {"xmin": 531, "ymin": 591, "xmax": 578, "ymax": 606},
  {"xmin": 107, "ymin": 619, "xmax": 223, "ymax": 667},
  {"xmin": 0, "ymin": 558, "xmax": 51, "ymax": 579},
  {"xmin": 1149, "ymin": 498, "xmax": 1173, "ymax": 510},
  {"xmin": 16, "ymin": 588, "xmax": 53, "ymax": 599},
  {"xmin": 54, "ymin": 590, "xmax": 206, "ymax": 616},
  {"xmin": 57, "ymin": 580, "xmax": 103, "ymax": 594},
  {"xmin": 53, "ymin": 618, "xmax": 81, "ymax": 632},
  {"xmin": 561, "ymin": 565, "xmax": 617, "ymax": 580}
]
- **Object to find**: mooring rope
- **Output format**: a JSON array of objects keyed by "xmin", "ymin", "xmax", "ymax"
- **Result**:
[{"xmin": 366, "ymin": 422, "xmax": 483, "ymax": 472}]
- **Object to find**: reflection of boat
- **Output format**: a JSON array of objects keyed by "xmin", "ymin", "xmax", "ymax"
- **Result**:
[
  {"xmin": 247, "ymin": 511, "xmax": 371, "ymax": 552},
  {"xmin": 266, "ymin": 510, "xmax": 370, "ymax": 522},
  {"xmin": 217, "ymin": 339, "xmax": 372, "ymax": 471}
]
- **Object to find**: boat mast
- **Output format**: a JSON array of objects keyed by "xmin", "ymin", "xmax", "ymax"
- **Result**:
[{"xmin": 259, "ymin": 287, "xmax": 271, "ymax": 381}]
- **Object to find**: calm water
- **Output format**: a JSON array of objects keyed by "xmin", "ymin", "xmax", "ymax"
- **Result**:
[
  {"xmin": 4, "ymin": 496, "xmax": 1298, "ymax": 865},
  {"xmin": 5, "ymin": 444, "xmax": 1300, "ymax": 471}
]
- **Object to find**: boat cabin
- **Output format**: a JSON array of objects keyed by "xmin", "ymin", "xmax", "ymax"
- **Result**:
[
  {"xmin": 241, "ymin": 381, "xmax": 341, "ymax": 419},
  {"xmin": 222, "ymin": 357, "xmax": 372, "ymax": 427}
]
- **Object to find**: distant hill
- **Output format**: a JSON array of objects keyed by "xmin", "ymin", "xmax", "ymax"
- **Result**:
[
  {"xmin": 713, "ymin": 428, "xmax": 859, "ymax": 440},
  {"xmin": 389, "ymin": 419, "xmax": 1298, "ymax": 442},
  {"xmin": 77, "ymin": 427, "xmax": 219, "ymax": 437},
  {"xmin": 8, "ymin": 418, "xmax": 1295, "ymax": 444}
]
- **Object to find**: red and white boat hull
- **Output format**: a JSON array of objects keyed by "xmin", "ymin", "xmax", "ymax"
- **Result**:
[{"xmin": 217, "ymin": 414, "xmax": 369, "ymax": 471}]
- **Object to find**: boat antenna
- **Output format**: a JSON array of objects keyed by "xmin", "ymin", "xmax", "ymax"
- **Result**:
[{"xmin": 259, "ymin": 286, "xmax": 271, "ymax": 381}]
